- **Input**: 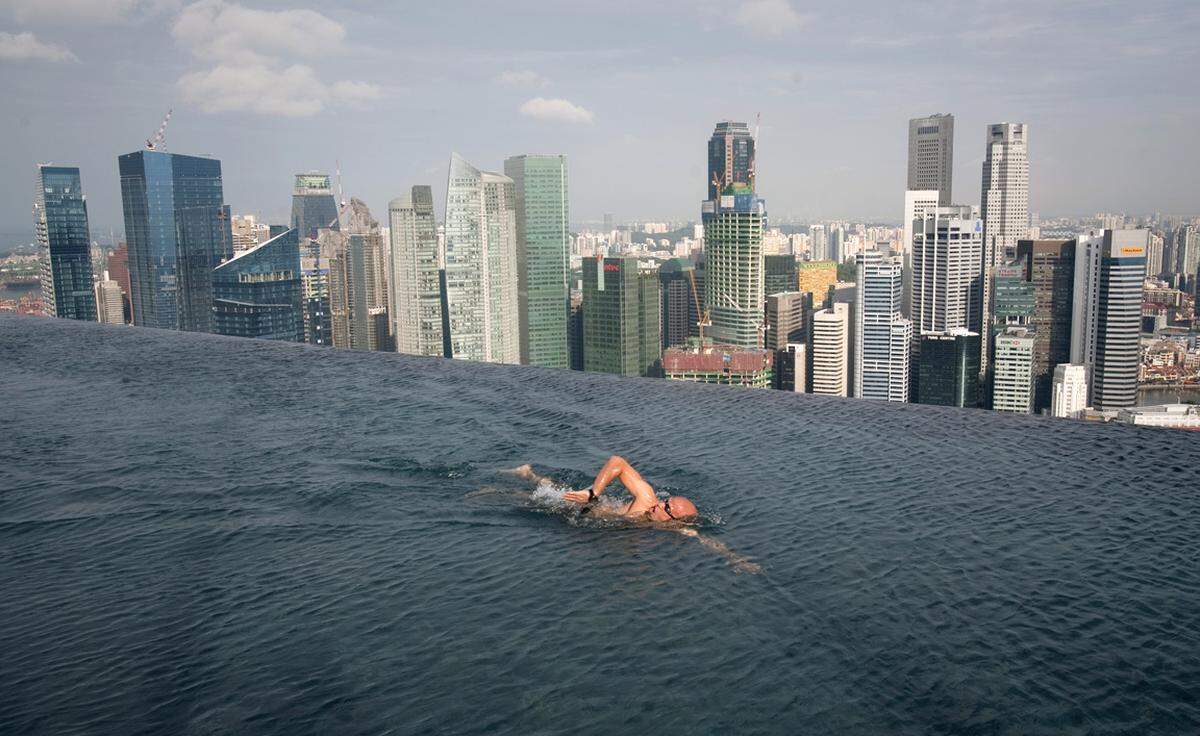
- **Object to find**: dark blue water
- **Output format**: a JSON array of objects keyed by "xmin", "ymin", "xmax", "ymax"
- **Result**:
[{"xmin": 2, "ymin": 314, "xmax": 1199, "ymax": 735}]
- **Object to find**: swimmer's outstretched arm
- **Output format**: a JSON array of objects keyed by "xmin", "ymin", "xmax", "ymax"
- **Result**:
[
  {"xmin": 670, "ymin": 527, "xmax": 762, "ymax": 574},
  {"xmin": 564, "ymin": 455, "xmax": 656, "ymax": 507}
]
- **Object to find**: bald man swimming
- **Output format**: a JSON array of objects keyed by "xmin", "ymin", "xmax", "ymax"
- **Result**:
[{"xmin": 510, "ymin": 455, "xmax": 698, "ymax": 523}]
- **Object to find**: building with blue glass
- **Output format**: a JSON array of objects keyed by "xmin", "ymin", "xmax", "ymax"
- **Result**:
[
  {"xmin": 212, "ymin": 228, "xmax": 304, "ymax": 342},
  {"xmin": 291, "ymin": 173, "xmax": 339, "ymax": 259},
  {"xmin": 34, "ymin": 165, "xmax": 97, "ymax": 320},
  {"xmin": 118, "ymin": 150, "xmax": 230, "ymax": 331}
]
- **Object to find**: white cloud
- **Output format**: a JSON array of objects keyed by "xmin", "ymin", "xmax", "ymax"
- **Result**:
[
  {"xmin": 178, "ymin": 63, "xmax": 382, "ymax": 117},
  {"xmin": 497, "ymin": 70, "xmax": 549, "ymax": 88},
  {"xmin": 736, "ymin": 0, "xmax": 808, "ymax": 38},
  {"xmin": 6, "ymin": 0, "xmax": 176, "ymax": 24},
  {"xmin": 0, "ymin": 31, "xmax": 77, "ymax": 62},
  {"xmin": 519, "ymin": 97, "xmax": 594, "ymax": 124},
  {"xmin": 172, "ymin": 0, "xmax": 378, "ymax": 116}
]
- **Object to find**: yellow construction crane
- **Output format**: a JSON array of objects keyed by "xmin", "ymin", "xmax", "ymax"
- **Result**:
[{"xmin": 686, "ymin": 266, "xmax": 711, "ymax": 344}]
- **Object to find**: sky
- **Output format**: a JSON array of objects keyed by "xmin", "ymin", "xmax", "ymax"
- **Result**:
[{"xmin": 1, "ymin": 0, "xmax": 1198, "ymax": 238}]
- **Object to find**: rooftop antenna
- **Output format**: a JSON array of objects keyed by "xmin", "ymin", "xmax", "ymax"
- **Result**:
[
  {"xmin": 335, "ymin": 160, "xmax": 347, "ymax": 210},
  {"xmin": 146, "ymin": 109, "xmax": 172, "ymax": 151}
]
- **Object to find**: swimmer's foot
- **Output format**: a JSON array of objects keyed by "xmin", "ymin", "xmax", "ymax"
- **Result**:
[{"xmin": 503, "ymin": 464, "xmax": 538, "ymax": 482}]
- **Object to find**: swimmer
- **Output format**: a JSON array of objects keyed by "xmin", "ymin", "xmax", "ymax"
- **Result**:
[
  {"xmin": 504, "ymin": 457, "xmax": 760, "ymax": 573},
  {"xmin": 510, "ymin": 455, "xmax": 698, "ymax": 523}
]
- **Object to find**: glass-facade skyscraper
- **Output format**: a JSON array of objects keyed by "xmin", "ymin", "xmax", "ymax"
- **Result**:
[
  {"xmin": 582, "ymin": 256, "xmax": 661, "ymax": 377},
  {"xmin": 118, "ymin": 150, "xmax": 230, "ymax": 331},
  {"xmin": 34, "ymin": 165, "xmax": 96, "ymax": 320},
  {"xmin": 707, "ymin": 121, "xmax": 755, "ymax": 199},
  {"xmin": 504, "ymin": 154, "xmax": 570, "ymax": 368},
  {"xmin": 212, "ymin": 228, "xmax": 304, "ymax": 342},
  {"xmin": 388, "ymin": 185, "xmax": 443, "ymax": 357},
  {"xmin": 291, "ymin": 173, "xmax": 339, "ymax": 245}
]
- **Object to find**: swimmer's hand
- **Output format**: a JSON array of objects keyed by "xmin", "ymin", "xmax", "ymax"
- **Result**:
[
  {"xmin": 563, "ymin": 486, "xmax": 594, "ymax": 504},
  {"xmin": 675, "ymin": 527, "xmax": 699, "ymax": 538}
]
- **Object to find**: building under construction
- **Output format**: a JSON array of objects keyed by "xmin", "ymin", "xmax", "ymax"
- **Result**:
[{"xmin": 662, "ymin": 341, "xmax": 774, "ymax": 388}]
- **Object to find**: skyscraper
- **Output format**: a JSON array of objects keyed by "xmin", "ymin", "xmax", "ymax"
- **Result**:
[
  {"xmin": 504, "ymin": 154, "xmax": 570, "ymax": 368},
  {"xmin": 992, "ymin": 326, "xmax": 1036, "ymax": 413},
  {"xmin": 764, "ymin": 254, "xmax": 798, "ymax": 296},
  {"xmin": 1016, "ymin": 239, "xmax": 1076, "ymax": 411},
  {"xmin": 703, "ymin": 184, "xmax": 765, "ymax": 349},
  {"xmin": 107, "ymin": 243, "xmax": 131, "ymax": 322},
  {"xmin": 443, "ymin": 153, "xmax": 520, "ymax": 364},
  {"xmin": 388, "ymin": 186, "xmax": 443, "ymax": 357},
  {"xmin": 907, "ymin": 113, "xmax": 954, "ymax": 204},
  {"xmin": 797, "ymin": 261, "xmax": 837, "ymax": 306},
  {"xmin": 327, "ymin": 199, "xmax": 388, "ymax": 351},
  {"xmin": 981, "ymin": 123, "xmax": 1030, "ymax": 268},
  {"xmin": 291, "ymin": 173, "xmax": 339, "ymax": 242},
  {"xmin": 1070, "ymin": 229, "xmax": 1147, "ymax": 411},
  {"xmin": 910, "ymin": 206, "xmax": 984, "ymax": 336},
  {"xmin": 94, "ymin": 274, "xmax": 124, "ymax": 325},
  {"xmin": 917, "ymin": 330, "xmax": 980, "ymax": 407},
  {"xmin": 582, "ymin": 256, "xmax": 660, "ymax": 377},
  {"xmin": 34, "ymin": 165, "xmax": 97, "ymax": 321},
  {"xmin": 811, "ymin": 303, "xmax": 849, "ymax": 397},
  {"xmin": 855, "ymin": 250, "xmax": 911, "ymax": 402},
  {"xmin": 764, "ymin": 291, "xmax": 810, "ymax": 352},
  {"xmin": 707, "ymin": 121, "xmax": 755, "ymax": 199},
  {"xmin": 1174, "ymin": 225, "xmax": 1198, "ymax": 284},
  {"xmin": 658, "ymin": 257, "xmax": 702, "ymax": 349},
  {"xmin": 1051, "ymin": 363, "xmax": 1088, "ymax": 419},
  {"xmin": 118, "ymin": 150, "xmax": 230, "ymax": 330},
  {"xmin": 212, "ymin": 228, "xmax": 304, "ymax": 342},
  {"xmin": 300, "ymin": 254, "xmax": 331, "ymax": 345}
]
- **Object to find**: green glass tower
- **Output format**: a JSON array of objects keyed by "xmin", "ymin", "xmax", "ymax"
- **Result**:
[
  {"xmin": 504, "ymin": 154, "xmax": 569, "ymax": 368},
  {"xmin": 582, "ymin": 256, "xmax": 660, "ymax": 377}
]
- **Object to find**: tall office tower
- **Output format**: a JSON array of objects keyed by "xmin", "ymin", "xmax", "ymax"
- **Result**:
[
  {"xmin": 107, "ymin": 243, "xmax": 131, "ymax": 321},
  {"xmin": 829, "ymin": 227, "xmax": 846, "ymax": 264},
  {"xmin": 855, "ymin": 250, "xmax": 911, "ymax": 402},
  {"xmin": 94, "ymin": 274, "xmax": 124, "ymax": 325},
  {"xmin": 902, "ymin": 190, "xmax": 940, "ymax": 253},
  {"xmin": 443, "ymin": 153, "xmax": 520, "ymax": 364},
  {"xmin": 703, "ymin": 184, "xmax": 765, "ymax": 349},
  {"xmin": 1070, "ymin": 229, "xmax": 1148, "ymax": 411},
  {"xmin": 811, "ymin": 302, "xmax": 849, "ymax": 396},
  {"xmin": 300, "ymin": 254, "xmax": 330, "ymax": 345},
  {"xmin": 992, "ymin": 326, "xmax": 1036, "ymax": 413},
  {"xmin": 568, "ymin": 292, "xmax": 584, "ymax": 370},
  {"xmin": 34, "ymin": 165, "xmax": 97, "ymax": 320},
  {"xmin": 1175, "ymin": 225, "xmax": 1198, "ymax": 284},
  {"xmin": 326, "ymin": 200, "xmax": 388, "ymax": 351},
  {"xmin": 917, "ymin": 329, "xmax": 980, "ymax": 407},
  {"xmin": 707, "ymin": 121, "xmax": 755, "ymax": 199},
  {"xmin": 504, "ymin": 154, "xmax": 570, "ymax": 368},
  {"xmin": 809, "ymin": 225, "xmax": 828, "ymax": 261},
  {"xmin": 388, "ymin": 186, "xmax": 443, "ymax": 357},
  {"xmin": 764, "ymin": 254, "xmax": 798, "ymax": 295},
  {"xmin": 659, "ymin": 257, "xmax": 702, "ymax": 349},
  {"xmin": 119, "ymin": 150, "xmax": 231, "ymax": 330},
  {"xmin": 1146, "ymin": 233, "xmax": 1163, "ymax": 279},
  {"xmin": 581, "ymin": 256, "xmax": 661, "ymax": 377},
  {"xmin": 987, "ymin": 261, "xmax": 1034, "ymax": 408},
  {"xmin": 1015, "ymin": 239, "xmax": 1075, "ymax": 411},
  {"xmin": 212, "ymin": 228, "xmax": 304, "ymax": 341},
  {"xmin": 291, "ymin": 173, "xmax": 339, "ymax": 242},
  {"xmin": 765, "ymin": 291, "xmax": 811, "ymax": 352},
  {"xmin": 910, "ymin": 206, "xmax": 984, "ymax": 335},
  {"xmin": 1051, "ymin": 363, "xmax": 1088, "ymax": 418},
  {"xmin": 981, "ymin": 123, "xmax": 1030, "ymax": 267},
  {"xmin": 907, "ymin": 113, "xmax": 954, "ymax": 205},
  {"xmin": 798, "ymin": 261, "xmax": 838, "ymax": 306}
]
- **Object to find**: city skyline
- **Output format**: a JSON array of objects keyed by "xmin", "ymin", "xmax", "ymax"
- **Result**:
[{"xmin": 2, "ymin": 1, "xmax": 1198, "ymax": 237}]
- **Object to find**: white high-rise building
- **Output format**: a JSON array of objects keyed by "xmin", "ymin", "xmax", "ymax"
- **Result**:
[
  {"xmin": 388, "ymin": 185, "xmax": 443, "ymax": 357},
  {"xmin": 94, "ymin": 273, "xmax": 124, "ymax": 324},
  {"xmin": 703, "ymin": 186, "xmax": 765, "ymax": 350},
  {"xmin": 811, "ymin": 302, "xmax": 849, "ymax": 397},
  {"xmin": 907, "ymin": 114, "xmax": 954, "ymax": 205},
  {"xmin": 981, "ymin": 122, "xmax": 1030, "ymax": 268},
  {"xmin": 855, "ymin": 250, "xmax": 911, "ymax": 402},
  {"xmin": 1070, "ymin": 229, "xmax": 1147, "ymax": 411},
  {"xmin": 910, "ymin": 205, "xmax": 984, "ymax": 335},
  {"xmin": 1050, "ymin": 363, "xmax": 1088, "ymax": 419},
  {"xmin": 992, "ymin": 326, "xmax": 1035, "ymax": 413},
  {"xmin": 809, "ymin": 224, "xmax": 827, "ymax": 262},
  {"xmin": 902, "ymin": 190, "xmax": 941, "ymax": 254},
  {"xmin": 443, "ymin": 153, "xmax": 520, "ymax": 364}
]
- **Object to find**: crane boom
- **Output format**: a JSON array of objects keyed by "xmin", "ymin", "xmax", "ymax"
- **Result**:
[{"xmin": 145, "ymin": 109, "xmax": 172, "ymax": 151}]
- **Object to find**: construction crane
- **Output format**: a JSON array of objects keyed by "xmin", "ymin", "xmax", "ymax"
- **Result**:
[
  {"xmin": 145, "ymin": 109, "xmax": 172, "ymax": 151},
  {"xmin": 686, "ymin": 266, "xmax": 711, "ymax": 344}
]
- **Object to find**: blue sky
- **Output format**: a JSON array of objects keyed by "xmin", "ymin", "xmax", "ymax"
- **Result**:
[{"xmin": 1, "ymin": 0, "xmax": 1197, "ymax": 236}]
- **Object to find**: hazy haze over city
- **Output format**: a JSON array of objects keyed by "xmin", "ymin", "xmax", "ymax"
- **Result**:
[{"xmin": 1, "ymin": 0, "xmax": 1197, "ymax": 234}]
